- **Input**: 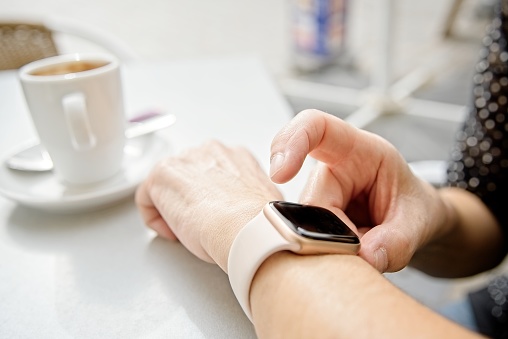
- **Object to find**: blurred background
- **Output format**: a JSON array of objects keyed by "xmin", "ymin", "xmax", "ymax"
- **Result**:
[
  {"xmin": 1, "ymin": 0, "xmax": 503, "ymax": 312},
  {"xmin": 0, "ymin": 0, "xmax": 492, "ymax": 160}
]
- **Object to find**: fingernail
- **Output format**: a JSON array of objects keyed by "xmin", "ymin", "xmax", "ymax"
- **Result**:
[
  {"xmin": 270, "ymin": 153, "xmax": 285, "ymax": 179},
  {"xmin": 374, "ymin": 248, "xmax": 388, "ymax": 273}
]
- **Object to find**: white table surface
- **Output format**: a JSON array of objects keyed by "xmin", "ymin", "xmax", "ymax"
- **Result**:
[{"xmin": 0, "ymin": 57, "xmax": 313, "ymax": 338}]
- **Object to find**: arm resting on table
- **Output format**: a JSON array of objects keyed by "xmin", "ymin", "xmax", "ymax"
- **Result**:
[{"xmin": 251, "ymin": 252, "xmax": 483, "ymax": 338}]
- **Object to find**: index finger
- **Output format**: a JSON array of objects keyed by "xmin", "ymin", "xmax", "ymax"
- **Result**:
[{"xmin": 269, "ymin": 109, "xmax": 360, "ymax": 183}]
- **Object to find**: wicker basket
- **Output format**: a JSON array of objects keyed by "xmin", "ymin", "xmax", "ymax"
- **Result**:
[{"xmin": 0, "ymin": 23, "xmax": 58, "ymax": 70}]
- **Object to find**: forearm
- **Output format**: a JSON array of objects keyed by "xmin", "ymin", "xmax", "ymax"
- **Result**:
[
  {"xmin": 411, "ymin": 187, "xmax": 505, "ymax": 278},
  {"xmin": 250, "ymin": 252, "xmax": 481, "ymax": 338}
]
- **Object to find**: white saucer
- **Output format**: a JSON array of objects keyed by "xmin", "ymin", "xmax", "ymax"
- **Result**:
[{"xmin": 0, "ymin": 134, "xmax": 172, "ymax": 213}]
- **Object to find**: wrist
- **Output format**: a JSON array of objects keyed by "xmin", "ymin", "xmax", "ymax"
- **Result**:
[
  {"xmin": 410, "ymin": 186, "xmax": 461, "ymax": 271},
  {"xmin": 436, "ymin": 187, "xmax": 460, "ymax": 237},
  {"xmin": 200, "ymin": 199, "xmax": 273, "ymax": 272},
  {"xmin": 227, "ymin": 201, "xmax": 360, "ymax": 321},
  {"xmin": 418, "ymin": 183, "xmax": 459, "ymax": 248}
]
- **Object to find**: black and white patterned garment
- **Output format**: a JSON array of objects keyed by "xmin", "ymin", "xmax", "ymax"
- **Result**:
[
  {"xmin": 447, "ymin": 3, "xmax": 508, "ymax": 231},
  {"xmin": 447, "ymin": 1, "xmax": 508, "ymax": 337}
]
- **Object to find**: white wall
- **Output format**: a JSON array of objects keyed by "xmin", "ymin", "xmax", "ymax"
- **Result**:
[
  {"xmin": 1, "ymin": 0, "xmax": 292, "ymax": 74},
  {"xmin": 0, "ymin": 0, "xmax": 483, "ymax": 77}
]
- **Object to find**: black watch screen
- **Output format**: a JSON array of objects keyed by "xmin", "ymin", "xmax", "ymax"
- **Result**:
[{"xmin": 270, "ymin": 201, "xmax": 359, "ymax": 244}]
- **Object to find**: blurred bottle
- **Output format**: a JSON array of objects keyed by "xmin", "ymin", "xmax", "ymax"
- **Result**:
[{"xmin": 291, "ymin": 0, "xmax": 348, "ymax": 72}]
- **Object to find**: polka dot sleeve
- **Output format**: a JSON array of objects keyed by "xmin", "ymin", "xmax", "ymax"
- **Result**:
[{"xmin": 447, "ymin": 4, "xmax": 508, "ymax": 233}]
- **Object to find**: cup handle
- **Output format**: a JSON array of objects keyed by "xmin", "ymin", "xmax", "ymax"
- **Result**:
[{"xmin": 62, "ymin": 92, "xmax": 97, "ymax": 151}]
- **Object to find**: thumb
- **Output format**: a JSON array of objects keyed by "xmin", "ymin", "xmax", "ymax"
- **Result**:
[{"xmin": 358, "ymin": 224, "xmax": 415, "ymax": 273}]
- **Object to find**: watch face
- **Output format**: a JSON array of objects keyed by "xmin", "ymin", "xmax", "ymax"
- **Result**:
[{"xmin": 270, "ymin": 201, "xmax": 359, "ymax": 244}]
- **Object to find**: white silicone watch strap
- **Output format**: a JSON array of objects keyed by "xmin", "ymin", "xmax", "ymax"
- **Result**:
[{"xmin": 227, "ymin": 206, "xmax": 299, "ymax": 322}]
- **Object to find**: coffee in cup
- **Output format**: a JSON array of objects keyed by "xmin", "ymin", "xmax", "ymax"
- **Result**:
[
  {"xmin": 19, "ymin": 53, "xmax": 126, "ymax": 185},
  {"xmin": 28, "ymin": 60, "xmax": 110, "ymax": 76}
]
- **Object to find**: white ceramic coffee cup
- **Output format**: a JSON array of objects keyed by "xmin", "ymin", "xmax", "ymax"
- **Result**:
[{"xmin": 19, "ymin": 53, "xmax": 126, "ymax": 185}]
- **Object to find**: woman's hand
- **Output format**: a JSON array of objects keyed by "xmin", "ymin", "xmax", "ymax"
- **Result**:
[
  {"xmin": 270, "ymin": 109, "xmax": 450, "ymax": 273},
  {"xmin": 136, "ymin": 140, "xmax": 283, "ymax": 272}
]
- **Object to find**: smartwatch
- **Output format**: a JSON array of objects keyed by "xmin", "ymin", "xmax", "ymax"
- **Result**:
[{"xmin": 227, "ymin": 201, "xmax": 360, "ymax": 321}]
